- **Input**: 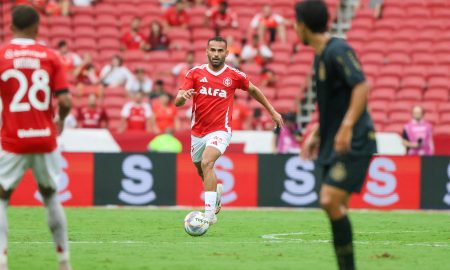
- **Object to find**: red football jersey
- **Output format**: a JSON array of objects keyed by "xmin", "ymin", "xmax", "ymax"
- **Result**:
[
  {"xmin": 77, "ymin": 107, "xmax": 108, "ymax": 128},
  {"xmin": 153, "ymin": 103, "xmax": 177, "ymax": 133},
  {"xmin": 0, "ymin": 38, "xmax": 69, "ymax": 154},
  {"xmin": 121, "ymin": 101, "xmax": 152, "ymax": 131},
  {"xmin": 180, "ymin": 64, "xmax": 250, "ymax": 137}
]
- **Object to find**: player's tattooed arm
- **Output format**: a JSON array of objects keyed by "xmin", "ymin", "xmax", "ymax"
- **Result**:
[
  {"xmin": 175, "ymin": 89, "xmax": 196, "ymax": 106},
  {"xmin": 247, "ymin": 82, "xmax": 284, "ymax": 128}
]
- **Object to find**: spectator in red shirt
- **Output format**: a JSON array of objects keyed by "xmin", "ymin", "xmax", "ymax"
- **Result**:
[
  {"xmin": 260, "ymin": 67, "xmax": 277, "ymax": 88},
  {"xmin": 250, "ymin": 4, "xmax": 286, "ymax": 44},
  {"xmin": 231, "ymin": 97, "xmax": 251, "ymax": 130},
  {"xmin": 206, "ymin": 1, "xmax": 238, "ymax": 35},
  {"xmin": 164, "ymin": 0, "xmax": 189, "ymax": 29},
  {"xmin": 119, "ymin": 91, "xmax": 157, "ymax": 133},
  {"xmin": 120, "ymin": 17, "xmax": 147, "ymax": 51},
  {"xmin": 153, "ymin": 93, "xmax": 180, "ymax": 133},
  {"xmin": 74, "ymin": 53, "xmax": 99, "ymax": 86},
  {"xmin": 77, "ymin": 93, "xmax": 109, "ymax": 128},
  {"xmin": 145, "ymin": 20, "xmax": 171, "ymax": 51}
]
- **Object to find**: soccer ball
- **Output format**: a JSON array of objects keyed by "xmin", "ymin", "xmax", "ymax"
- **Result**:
[{"xmin": 184, "ymin": 211, "xmax": 209, "ymax": 236}]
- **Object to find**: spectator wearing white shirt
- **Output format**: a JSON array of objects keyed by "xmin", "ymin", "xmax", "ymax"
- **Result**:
[
  {"xmin": 250, "ymin": 4, "xmax": 286, "ymax": 44},
  {"xmin": 56, "ymin": 40, "xmax": 81, "ymax": 74},
  {"xmin": 72, "ymin": 0, "xmax": 96, "ymax": 6},
  {"xmin": 126, "ymin": 68, "xmax": 153, "ymax": 95},
  {"xmin": 99, "ymin": 55, "xmax": 132, "ymax": 88},
  {"xmin": 241, "ymin": 34, "xmax": 273, "ymax": 64}
]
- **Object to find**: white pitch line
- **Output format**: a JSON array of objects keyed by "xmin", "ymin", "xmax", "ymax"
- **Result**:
[{"xmin": 261, "ymin": 231, "xmax": 450, "ymax": 248}]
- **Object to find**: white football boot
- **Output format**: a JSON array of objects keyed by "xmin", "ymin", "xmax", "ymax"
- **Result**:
[
  {"xmin": 209, "ymin": 214, "xmax": 217, "ymax": 225},
  {"xmin": 215, "ymin": 183, "xmax": 223, "ymax": 215}
]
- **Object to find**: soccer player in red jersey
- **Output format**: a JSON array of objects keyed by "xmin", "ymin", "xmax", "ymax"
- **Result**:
[
  {"xmin": 175, "ymin": 36, "xmax": 284, "ymax": 224},
  {"xmin": 0, "ymin": 6, "xmax": 72, "ymax": 270}
]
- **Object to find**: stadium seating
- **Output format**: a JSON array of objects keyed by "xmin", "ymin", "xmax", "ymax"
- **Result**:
[{"xmin": 354, "ymin": 0, "xmax": 450, "ymax": 133}]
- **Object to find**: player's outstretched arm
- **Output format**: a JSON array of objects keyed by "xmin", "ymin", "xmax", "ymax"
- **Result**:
[
  {"xmin": 175, "ymin": 89, "xmax": 196, "ymax": 107},
  {"xmin": 55, "ymin": 92, "xmax": 72, "ymax": 133},
  {"xmin": 247, "ymin": 82, "xmax": 284, "ymax": 127},
  {"xmin": 334, "ymin": 81, "xmax": 370, "ymax": 154}
]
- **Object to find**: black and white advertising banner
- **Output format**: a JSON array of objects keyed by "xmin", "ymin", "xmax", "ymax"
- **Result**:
[{"xmin": 94, "ymin": 153, "xmax": 176, "ymax": 206}]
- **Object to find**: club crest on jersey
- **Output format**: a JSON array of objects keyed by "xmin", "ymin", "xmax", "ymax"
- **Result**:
[
  {"xmin": 199, "ymin": 86, "xmax": 227, "ymax": 98},
  {"xmin": 223, "ymin": 77, "xmax": 232, "ymax": 87}
]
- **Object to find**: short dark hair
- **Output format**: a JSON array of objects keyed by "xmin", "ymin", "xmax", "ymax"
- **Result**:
[
  {"xmin": 57, "ymin": 40, "xmax": 67, "ymax": 49},
  {"xmin": 12, "ymin": 5, "xmax": 40, "ymax": 31},
  {"xmin": 295, "ymin": 0, "xmax": 329, "ymax": 33},
  {"xmin": 207, "ymin": 36, "xmax": 227, "ymax": 48}
]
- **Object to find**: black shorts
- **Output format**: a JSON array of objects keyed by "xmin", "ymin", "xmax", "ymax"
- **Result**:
[{"xmin": 317, "ymin": 154, "xmax": 373, "ymax": 193}]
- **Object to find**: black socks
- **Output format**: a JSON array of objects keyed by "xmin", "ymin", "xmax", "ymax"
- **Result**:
[{"xmin": 331, "ymin": 215, "xmax": 355, "ymax": 270}]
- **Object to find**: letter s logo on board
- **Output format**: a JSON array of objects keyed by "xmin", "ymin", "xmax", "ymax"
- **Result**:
[
  {"xmin": 118, "ymin": 155, "xmax": 156, "ymax": 205},
  {"xmin": 281, "ymin": 157, "xmax": 317, "ymax": 206},
  {"xmin": 363, "ymin": 157, "xmax": 399, "ymax": 207},
  {"xmin": 443, "ymin": 163, "xmax": 450, "ymax": 206}
]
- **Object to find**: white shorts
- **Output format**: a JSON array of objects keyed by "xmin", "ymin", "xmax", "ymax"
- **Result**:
[
  {"xmin": 191, "ymin": 131, "xmax": 232, "ymax": 163},
  {"xmin": 0, "ymin": 149, "xmax": 61, "ymax": 191}
]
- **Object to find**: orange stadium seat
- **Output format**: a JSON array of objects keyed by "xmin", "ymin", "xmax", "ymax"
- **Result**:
[
  {"xmin": 428, "ymin": 77, "xmax": 450, "ymax": 89},
  {"xmin": 370, "ymin": 88, "xmax": 396, "ymax": 101},
  {"xmin": 93, "ymin": 4, "xmax": 118, "ymax": 16},
  {"xmin": 440, "ymin": 113, "xmax": 450, "ymax": 124},
  {"xmin": 73, "ymin": 14, "xmax": 95, "ymax": 27},
  {"xmin": 389, "ymin": 101, "xmax": 414, "ymax": 113},
  {"xmin": 424, "ymin": 89, "xmax": 449, "ymax": 102},
  {"xmin": 96, "ymin": 15, "xmax": 118, "ymax": 28},
  {"xmin": 401, "ymin": 76, "xmax": 426, "ymax": 90},
  {"xmin": 396, "ymin": 88, "xmax": 422, "ymax": 102},
  {"xmin": 378, "ymin": 65, "xmax": 401, "ymax": 78},
  {"xmin": 74, "ymin": 26, "xmax": 97, "ymax": 39}
]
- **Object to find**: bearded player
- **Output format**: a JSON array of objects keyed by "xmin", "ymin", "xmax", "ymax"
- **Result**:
[
  {"xmin": 175, "ymin": 36, "xmax": 284, "ymax": 224},
  {"xmin": 0, "ymin": 6, "xmax": 72, "ymax": 270}
]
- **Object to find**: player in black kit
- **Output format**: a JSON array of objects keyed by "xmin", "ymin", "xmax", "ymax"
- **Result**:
[{"xmin": 294, "ymin": 1, "xmax": 377, "ymax": 270}]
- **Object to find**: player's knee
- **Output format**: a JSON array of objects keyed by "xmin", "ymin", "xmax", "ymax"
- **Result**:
[
  {"xmin": 200, "ymin": 158, "xmax": 214, "ymax": 171},
  {"xmin": 319, "ymin": 196, "xmax": 335, "ymax": 212},
  {"xmin": 38, "ymin": 185, "xmax": 56, "ymax": 199}
]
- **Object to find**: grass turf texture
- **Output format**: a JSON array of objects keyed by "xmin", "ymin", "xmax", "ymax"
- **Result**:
[{"xmin": 6, "ymin": 208, "xmax": 450, "ymax": 270}]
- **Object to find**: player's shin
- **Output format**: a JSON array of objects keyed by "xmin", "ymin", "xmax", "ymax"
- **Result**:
[
  {"xmin": 43, "ymin": 194, "xmax": 70, "ymax": 264},
  {"xmin": 331, "ymin": 215, "xmax": 355, "ymax": 270},
  {"xmin": 0, "ymin": 199, "xmax": 8, "ymax": 268}
]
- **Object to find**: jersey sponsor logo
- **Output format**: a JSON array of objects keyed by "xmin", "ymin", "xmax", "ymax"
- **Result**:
[
  {"xmin": 199, "ymin": 86, "xmax": 227, "ymax": 98},
  {"xmin": 118, "ymin": 155, "xmax": 157, "ymax": 205},
  {"xmin": 443, "ymin": 163, "xmax": 450, "ymax": 206},
  {"xmin": 223, "ymin": 77, "xmax": 232, "ymax": 87},
  {"xmin": 17, "ymin": 128, "xmax": 51, "ymax": 138},
  {"xmin": 200, "ymin": 77, "xmax": 208, "ymax": 83},
  {"xmin": 201, "ymin": 156, "xmax": 237, "ymax": 204},
  {"xmin": 363, "ymin": 157, "xmax": 399, "ymax": 206},
  {"xmin": 281, "ymin": 157, "xmax": 318, "ymax": 206},
  {"xmin": 4, "ymin": 49, "xmax": 47, "ymax": 59}
]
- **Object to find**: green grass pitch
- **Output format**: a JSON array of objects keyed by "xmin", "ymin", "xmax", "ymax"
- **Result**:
[{"xmin": 6, "ymin": 207, "xmax": 450, "ymax": 270}]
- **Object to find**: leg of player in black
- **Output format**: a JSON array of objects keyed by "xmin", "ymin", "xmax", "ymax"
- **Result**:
[
  {"xmin": 0, "ymin": 187, "xmax": 13, "ymax": 270},
  {"xmin": 320, "ymin": 184, "xmax": 354, "ymax": 270},
  {"xmin": 38, "ymin": 185, "xmax": 71, "ymax": 270}
]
